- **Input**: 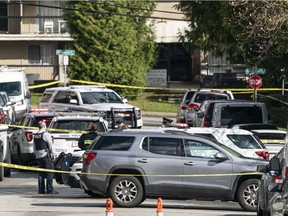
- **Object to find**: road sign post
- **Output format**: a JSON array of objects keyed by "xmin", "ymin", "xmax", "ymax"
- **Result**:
[
  {"xmin": 56, "ymin": 49, "xmax": 75, "ymax": 87},
  {"xmin": 249, "ymin": 75, "xmax": 262, "ymax": 102}
]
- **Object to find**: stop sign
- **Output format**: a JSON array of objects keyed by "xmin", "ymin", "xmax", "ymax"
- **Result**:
[{"xmin": 249, "ymin": 75, "xmax": 262, "ymax": 89}]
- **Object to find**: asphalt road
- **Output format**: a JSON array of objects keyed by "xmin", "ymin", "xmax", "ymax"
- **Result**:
[{"xmin": 0, "ymin": 170, "xmax": 257, "ymax": 216}]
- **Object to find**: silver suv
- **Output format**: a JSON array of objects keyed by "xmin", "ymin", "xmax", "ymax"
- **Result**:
[
  {"xmin": 80, "ymin": 129, "xmax": 267, "ymax": 210},
  {"xmin": 38, "ymin": 85, "xmax": 142, "ymax": 129},
  {"xmin": 185, "ymin": 89, "xmax": 234, "ymax": 127}
]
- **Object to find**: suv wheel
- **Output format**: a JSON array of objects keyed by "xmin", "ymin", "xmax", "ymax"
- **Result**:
[
  {"xmin": 237, "ymin": 179, "xmax": 259, "ymax": 211},
  {"xmin": 109, "ymin": 176, "xmax": 143, "ymax": 207}
]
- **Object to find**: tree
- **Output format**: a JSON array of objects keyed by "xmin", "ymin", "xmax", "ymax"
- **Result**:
[
  {"xmin": 175, "ymin": 1, "xmax": 288, "ymax": 66},
  {"xmin": 62, "ymin": 1, "xmax": 157, "ymax": 96}
]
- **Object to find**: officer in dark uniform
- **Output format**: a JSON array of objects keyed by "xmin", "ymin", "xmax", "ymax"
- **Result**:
[
  {"xmin": 161, "ymin": 117, "xmax": 173, "ymax": 127},
  {"xmin": 78, "ymin": 122, "xmax": 98, "ymax": 150},
  {"xmin": 33, "ymin": 121, "xmax": 58, "ymax": 194}
]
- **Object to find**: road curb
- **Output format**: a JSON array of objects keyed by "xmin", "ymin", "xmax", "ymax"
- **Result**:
[{"xmin": 142, "ymin": 111, "xmax": 175, "ymax": 118}]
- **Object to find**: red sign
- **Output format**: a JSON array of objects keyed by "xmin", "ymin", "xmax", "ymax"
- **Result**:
[{"xmin": 249, "ymin": 75, "xmax": 262, "ymax": 89}]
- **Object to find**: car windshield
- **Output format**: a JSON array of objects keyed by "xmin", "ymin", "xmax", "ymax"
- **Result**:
[
  {"xmin": 227, "ymin": 134, "xmax": 264, "ymax": 149},
  {"xmin": 80, "ymin": 92, "xmax": 123, "ymax": 104},
  {"xmin": 0, "ymin": 81, "xmax": 22, "ymax": 96},
  {"xmin": 194, "ymin": 93, "xmax": 228, "ymax": 103}
]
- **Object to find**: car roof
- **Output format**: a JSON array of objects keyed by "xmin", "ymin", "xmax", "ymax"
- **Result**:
[
  {"xmin": 53, "ymin": 113, "xmax": 102, "ymax": 120},
  {"xmin": 231, "ymin": 123, "xmax": 278, "ymax": 130},
  {"xmin": 44, "ymin": 85, "xmax": 115, "ymax": 93},
  {"xmin": 252, "ymin": 129, "xmax": 286, "ymax": 134}
]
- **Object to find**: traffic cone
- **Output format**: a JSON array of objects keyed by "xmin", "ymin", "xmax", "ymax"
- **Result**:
[
  {"xmin": 106, "ymin": 198, "xmax": 113, "ymax": 216},
  {"xmin": 156, "ymin": 197, "xmax": 163, "ymax": 216}
]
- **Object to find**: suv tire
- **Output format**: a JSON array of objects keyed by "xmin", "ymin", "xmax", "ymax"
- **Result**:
[
  {"xmin": 109, "ymin": 176, "xmax": 143, "ymax": 207},
  {"xmin": 237, "ymin": 179, "xmax": 259, "ymax": 211}
]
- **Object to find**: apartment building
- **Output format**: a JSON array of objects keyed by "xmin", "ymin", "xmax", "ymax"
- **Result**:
[{"xmin": 0, "ymin": 1, "xmax": 200, "ymax": 87}]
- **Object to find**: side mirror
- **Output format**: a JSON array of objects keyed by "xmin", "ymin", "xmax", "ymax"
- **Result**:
[
  {"xmin": 197, "ymin": 112, "xmax": 204, "ymax": 118},
  {"xmin": 69, "ymin": 99, "xmax": 78, "ymax": 104},
  {"xmin": 122, "ymin": 98, "xmax": 128, "ymax": 103},
  {"xmin": 26, "ymin": 90, "xmax": 31, "ymax": 99},
  {"xmin": 268, "ymin": 157, "xmax": 281, "ymax": 176},
  {"xmin": 214, "ymin": 152, "xmax": 229, "ymax": 161}
]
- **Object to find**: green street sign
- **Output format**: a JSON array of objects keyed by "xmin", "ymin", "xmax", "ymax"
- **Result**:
[
  {"xmin": 256, "ymin": 68, "xmax": 266, "ymax": 75},
  {"xmin": 56, "ymin": 49, "xmax": 75, "ymax": 56},
  {"xmin": 245, "ymin": 67, "xmax": 266, "ymax": 75}
]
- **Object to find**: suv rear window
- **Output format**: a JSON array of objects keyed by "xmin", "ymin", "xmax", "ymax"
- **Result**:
[
  {"xmin": 32, "ymin": 116, "xmax": 54, "ymax": 127},
  {"xmin": 227, "ymin": 134, "xmax": 264, "ymax": 149},
  {"xmin": 194, "ymin": 93, "xmax": 228, "ymax": 103},
  {"xmin": 92, "ymin": 136, "xmax": 134, "ymax": 150},
  {"xmin": 221, "ymin": 106, "xmax": 263, "ymax": 127},
  {"xmin": 51, "ymin": 120, "xmax": 106, "ymax": 132}
]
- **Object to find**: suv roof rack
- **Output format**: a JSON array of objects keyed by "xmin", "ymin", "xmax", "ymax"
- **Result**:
[{"xmin": 69, "ymin": 85, "xmax": 107, "ymax": 89}]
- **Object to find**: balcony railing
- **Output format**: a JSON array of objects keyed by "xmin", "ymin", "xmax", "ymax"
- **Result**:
[{"xmin": 1, "ymin": 17, "xmax": 69, "ymax": 35}]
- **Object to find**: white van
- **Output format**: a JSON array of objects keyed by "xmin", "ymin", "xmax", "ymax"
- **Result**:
[{"xmin": 0, "ymin": 66, "xmax": 31, "ymax": 121}]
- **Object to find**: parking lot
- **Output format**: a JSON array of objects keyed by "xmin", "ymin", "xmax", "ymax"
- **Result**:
[{"xmin": 0, "ymin": 170, "xmax": 256, "ymax": 216}]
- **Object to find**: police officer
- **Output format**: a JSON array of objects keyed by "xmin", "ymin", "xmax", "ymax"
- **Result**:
[
  {"xmin": 78, "ymin": 122, "xmax": 98, "ymax": 150},
  {"xmin": 33, "ymin": 121, "xmax": 58, "ymax": 194},
  {"xmin": 116, "ymin": 118, "xmax": 129, "ymax": 129},
  {"xmin": 161, "ymin": 117, "xmax": 173, "ymax": 127}
]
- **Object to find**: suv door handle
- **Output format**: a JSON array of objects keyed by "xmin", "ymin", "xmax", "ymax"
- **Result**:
[
  {"xmin": 138, "ymin": 159, "xmax": 148, "ymax": 163},
  {"xmin": 184, "ymin": 162, "xmax": 194, "ymax": 166}
]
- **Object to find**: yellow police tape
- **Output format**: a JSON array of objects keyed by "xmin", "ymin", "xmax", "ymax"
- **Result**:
[
  {"xmin": 28, "ymin": 80, "xmax": 61, "ymax": 89},
  {"xmin": 0, "ymin": 162, "xmax": 263, "ymax": 177},
  {"xmin": 0, "ymin": 123, "xmax": 87, "ymax": 134},
  {"xmin": 27, "ymin": 79, "xmax": 288, "ymax": 92}
]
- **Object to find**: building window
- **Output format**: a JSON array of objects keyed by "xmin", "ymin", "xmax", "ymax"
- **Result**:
[
  {"xmin": 28, "ymin": 44, "xmax": 54, "ymax": 65},
  {"xmin": 0, "ymin": 3, "xmax": 8, "ymax": 32}
]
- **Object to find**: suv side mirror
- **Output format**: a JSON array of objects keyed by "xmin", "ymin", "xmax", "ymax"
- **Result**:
[
  {"xmin": 122, "ymin": 97, "xmax": 128, "ymax": 103},
  {"xmin": 25, "ymin": 90, "xmax": 31, "ymax": 99},
  {"xmin": 197, "ymin": 112, "xmax": 204, "ymax": 118},
  {"xmin": 214, "ymin": 152, "xmax": 228, "ymax": 161},
  {"xmin": 268, "ymin": 157, "xmax": 281, "ymax": 176},
  {"xmin": 69, "ymin": 99, "xmax": 78, "ymax": 104}
]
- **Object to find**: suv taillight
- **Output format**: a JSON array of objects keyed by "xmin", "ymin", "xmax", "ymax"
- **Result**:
[
  {"xmin": 25, "ymin": 132, "xmax": 33, "ymax": 142},
  {"xmin": 180, "ymin": 106, "xmax": 187, "ymax": 110},
  {"xmin": 188, "ymin": 103, "xmax": 199, "ymax": 110},
  {"xmin": 255, "ymin": 151, "xmax": 268, "ymax": 160},
  {"xmin": 274, "ymin": 175, "xmax": 283, "ymax": 184},
  {"xmin": 84, "ymin": 152, "xmax": 97, "ymax": 164},
  {"xmin": 202, "ymin": 119, "xmax": 209, "ymax": 127}
]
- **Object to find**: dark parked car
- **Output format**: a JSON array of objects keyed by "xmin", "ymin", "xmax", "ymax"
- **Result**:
[
  {"xmin": 80, "ymin": 129, "xmax": 268, "ymax": 210},
  {"xmin": 257, "ymin": 148, "xmax": 285, "ymax": 216}
]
